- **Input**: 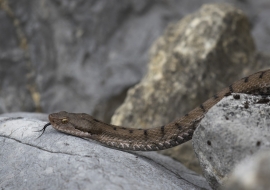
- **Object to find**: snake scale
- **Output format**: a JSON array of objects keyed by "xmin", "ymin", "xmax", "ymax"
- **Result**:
[{"xmin": 39, "ymin": 69, "xmax": 270, "ymax": 151}]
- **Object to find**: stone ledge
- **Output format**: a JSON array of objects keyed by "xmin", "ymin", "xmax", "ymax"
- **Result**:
[{"xmin": 0, "ymin": 112, "xmax": 210, "ymax": 190}]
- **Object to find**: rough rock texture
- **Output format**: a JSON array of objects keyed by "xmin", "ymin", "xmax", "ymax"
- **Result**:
[
  {"xmin": 111, "ymin": 3, "xmax": 267, "ymax": 173},
  {"xmin": 193, "ymin": 94, "xmax": 270, "ymax": 189},
  {"xmin": 224, "ymin": 150, "xmax": 270, "ymax": 190},
  {"xmin": 112, "ymin": 2, "xmax": 256, "ymax": 134},
  {"xmin": 0, "ymin": 113, "xmax": 211, "ymax": 190}
]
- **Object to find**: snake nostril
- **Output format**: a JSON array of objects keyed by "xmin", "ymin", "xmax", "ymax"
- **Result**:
[{"xmin": 49, "ymin": 114, "xmax": 53, "ymax": 121}]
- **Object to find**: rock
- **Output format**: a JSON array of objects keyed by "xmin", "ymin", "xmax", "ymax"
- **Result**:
[
  {"xmin": 0, "ymin": 112, "xmax": 48, "ymax": 121},
  {"xmin": 193, "ymin": 94, "xmax": 270, "ymax": 189},
  {"xmin": 224, "ymin": 150, "xmax": 270, "ymax": 190},
  {"xmin": 0, "ymin": 113, "xmax": 211, "ymax": 190},
  {"xmin": 111, "ymin": 3, "xmax": 262, "ymax": 174}
]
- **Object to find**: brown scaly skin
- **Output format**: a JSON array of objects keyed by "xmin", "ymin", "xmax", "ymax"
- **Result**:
[{"xmin": 40, "ymin": 69, "xmax": 270, "ymax": 151}]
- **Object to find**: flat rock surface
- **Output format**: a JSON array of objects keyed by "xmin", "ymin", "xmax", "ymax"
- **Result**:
[
  {"xmin": 193, "ymin": 94, "xmax": 270, "ymax": 189},
  {"xmin": 0, "ymin": 113, "xmax": 211, "ymax": 190}
]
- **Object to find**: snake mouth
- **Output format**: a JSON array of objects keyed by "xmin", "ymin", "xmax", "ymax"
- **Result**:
[{"xmin": 53, "ymin": 123, "xmax": 93, "ymax": 138}]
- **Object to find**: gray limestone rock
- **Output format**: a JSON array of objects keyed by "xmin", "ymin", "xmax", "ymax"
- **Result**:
[
  {"xmin": 0, "ymin": 112, "xmax": 211, "ymax": 190},
  {"xmin": 224, "ymin": 150, "xmax": 270, "ymax": 190},
  {"xmin": 193, "ymin": 94, "xmax": 270, "ymax": 189}
]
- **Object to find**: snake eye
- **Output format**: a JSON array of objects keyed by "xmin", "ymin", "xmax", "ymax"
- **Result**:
[{"xmin": 61, "ymin": 118, "xmax": 68, "ymax": 124}]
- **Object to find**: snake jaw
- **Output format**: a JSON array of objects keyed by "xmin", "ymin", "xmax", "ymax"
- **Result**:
[{"xmin": 52, "ymin": 123, "xmax": 93, "ymax": 138}]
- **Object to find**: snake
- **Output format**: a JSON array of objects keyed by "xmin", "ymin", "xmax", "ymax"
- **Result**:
[{"xmin": 38, "ymin": 69, "xmax": 270, "ymax": 151}]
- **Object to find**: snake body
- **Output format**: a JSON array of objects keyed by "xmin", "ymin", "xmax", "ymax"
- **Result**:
[{"xmin": 41, "ymin": 69, "xmax": 270, "ymax": 151}]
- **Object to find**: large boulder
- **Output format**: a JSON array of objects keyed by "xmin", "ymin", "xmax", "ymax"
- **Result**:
[{"xmin": 193, "ymin": 94, "xmax": 270, "ymax": 189}]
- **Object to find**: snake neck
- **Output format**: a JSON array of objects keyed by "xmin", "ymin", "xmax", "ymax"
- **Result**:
[{"xmin": 94, "ymin": 97, "xmax": 223, "ymax": 151}]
